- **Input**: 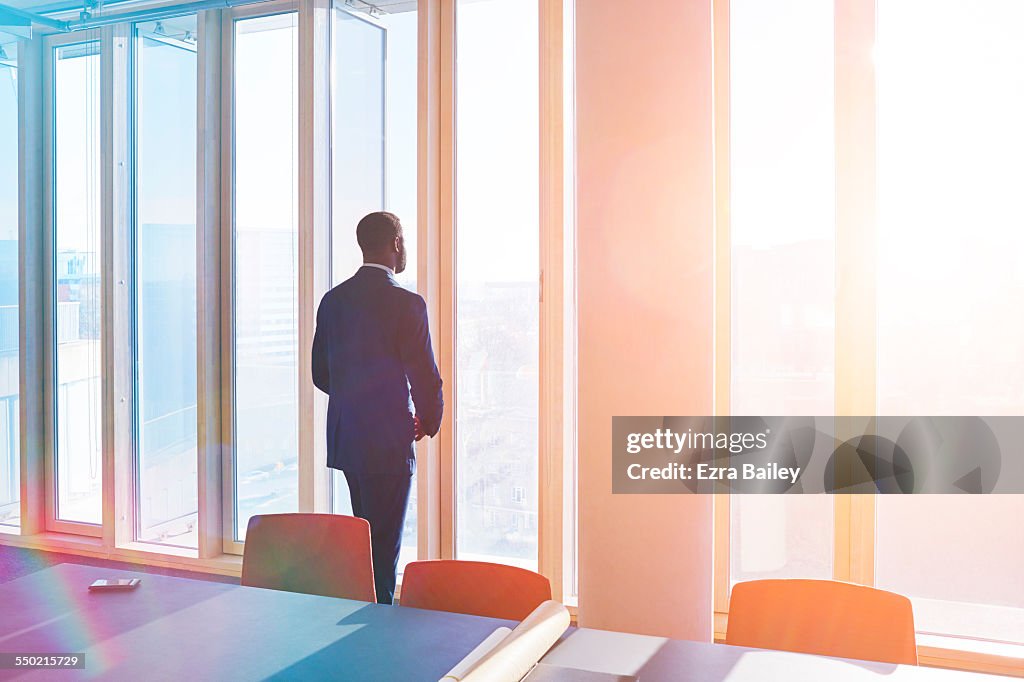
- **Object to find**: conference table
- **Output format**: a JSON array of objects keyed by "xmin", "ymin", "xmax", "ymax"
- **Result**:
[{"xmin": 0, "ymin": 564, "xmax": 1006, "ymax": 681}]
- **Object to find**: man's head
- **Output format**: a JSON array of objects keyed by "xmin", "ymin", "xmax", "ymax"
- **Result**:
[{"xmin": 357, "ymin": 211, "xmax": 406, "ymax": 274}]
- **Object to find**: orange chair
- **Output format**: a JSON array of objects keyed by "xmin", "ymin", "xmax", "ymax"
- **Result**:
[
  {"xmin": 726, "ymin": 579, "xmax": 917, "ymax": 665},
  {"xmin": 399, "ymin": 560, "xmax": 552, "ymax": 621},
  {"xmin": 241, "ymin": 513, "xmax": 376, "ymax": 602}
]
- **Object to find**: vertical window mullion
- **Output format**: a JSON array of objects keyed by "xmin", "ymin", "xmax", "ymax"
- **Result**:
[
  {"xmin": 833, "ymin": 0, "xmax": 878, "ymax": 587},
  {"xmin": 415, "ymin": 0, "xmax": 450, "ymax": 563},
  {"xmin": 220, "ymin": 6, "xmax": 239, "ymax": 555},
  {"xmin": 711, "ymin": 0, "xmax": 731, "ymax": 638},
  {"xmin": 538, "ymin": 0, "xmax": 568, "ymax": 602},
  {"xmin": 103, "ymin": 23, "xmax": 134, "ymax": 549},
  {"xmin": 42, "ymin": 36, "xmax": 55, "ymax": 536},
  {"xmin": 437, "ymin": 0, "xmax": 457, "ymax": 563},
  {"xmin": 196, "ymin": 8, "xmax": 225, "ymax": 559},
  {"xmin": 297, "ymin": 0, "xmax": 332, "ymax": 517},
  {"xmin": 18, "ymin": 37, "xmax": 46, "ymax": 537}
]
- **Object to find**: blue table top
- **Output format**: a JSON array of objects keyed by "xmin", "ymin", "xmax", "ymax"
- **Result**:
[{"xmin": 0, "ymin": 563, "xmax": 515, "ymax": 681}]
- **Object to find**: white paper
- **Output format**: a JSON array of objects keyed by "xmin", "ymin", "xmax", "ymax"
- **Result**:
[
  {"xmin": 450, "ymin": 601, "xmax": 571, "ymax": 682},
  {"xmin": 441, "ymin": 627, "xmax": 513, "ymax": 681}
]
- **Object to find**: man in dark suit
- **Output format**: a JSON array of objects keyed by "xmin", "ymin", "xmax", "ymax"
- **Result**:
[{"xmin": 312, "ymin": 211, "xmax": 443, "ymax": 605}]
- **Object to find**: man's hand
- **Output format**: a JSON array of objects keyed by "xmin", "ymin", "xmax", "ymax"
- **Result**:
[{"xmin": 413, "ymin": 415, "xmax": 426, "ymax": 442}]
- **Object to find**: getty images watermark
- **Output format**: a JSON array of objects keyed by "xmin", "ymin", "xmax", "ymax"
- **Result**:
[{"xmin": 612, "ymin": 416, "xmax": 1024, "ymax": 494}]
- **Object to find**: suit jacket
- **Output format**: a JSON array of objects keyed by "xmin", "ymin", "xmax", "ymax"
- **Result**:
[{"xmin": 312, "ymin": 266, "xmax": 443, "ymax": 474}]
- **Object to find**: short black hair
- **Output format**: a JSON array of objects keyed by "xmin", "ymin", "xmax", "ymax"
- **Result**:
[{"xmin": 356, "ymin": 211, "xmax": 402, "ymax": 254}]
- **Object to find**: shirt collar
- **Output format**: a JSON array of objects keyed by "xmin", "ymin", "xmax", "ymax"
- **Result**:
[{"xmin": 361, "ymin": 262, "xmax": 395, "ymax": 276}]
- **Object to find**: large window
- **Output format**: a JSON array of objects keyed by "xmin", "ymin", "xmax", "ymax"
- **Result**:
[
  {"xmin": 52, "ymin": 40, "xmax": 103, "ymax": 526},
  {"xmin": 133, "ymin": 17, "xmax": 199, "ymax": 548},
  {"xmin": 728, "ymin": 0, "xmax": 835, "ymax": 586},
  {"xmin": 455, "ymin": 0, "xmax": 540, "ymax": 570},
  {"xmin": 10, "ymin": 1, "xmax": 574, "ymax": 609},
  {"xmin": 0, "ymin": 40, "xmax": 18, "ymax": 530},
  {"xmin": 874, "ymin": 0, "xmax": 1024, "ymax": 647},
  {"xmin": 721, "ymin": 0, "xmax": 1024, "ymax": 659},
  {"xmin": 231, "ymin": 13, "xmax": 300, "ymax": 541},
  {"xmin": 329, "ymin": 4, "xmax": 420, "ymax": 574}
]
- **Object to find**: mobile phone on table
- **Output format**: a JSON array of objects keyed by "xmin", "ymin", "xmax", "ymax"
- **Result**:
[{"xmin": 88, "ymin": 578, "xmax": 141, "ymax": 592}]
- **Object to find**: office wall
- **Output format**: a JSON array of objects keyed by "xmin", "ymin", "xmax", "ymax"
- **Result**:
[{"xmin": 575, "ymin": 0, "xmax": 714, "ymax": 640}]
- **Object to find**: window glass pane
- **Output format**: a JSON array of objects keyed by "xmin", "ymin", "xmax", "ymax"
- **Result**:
[
  {"xmin": 134, "ymin": 17, "xmax": 199, "ymax": 548},
  {"xmin": 455, "ymin": 0, "xmax": 539, "ymax": 570},
  {"xmin": 875, "ymin": 0, "xmax": 1024, "ymax": 646},
  {"xmin": 729, "ymin": 0, "xmax": 834, "ymax": 585},
  {"xmin": 330, "ymin": 5, "xmax": 419, "ymax": 575},
  {"xmin": 54, "ymin": 41, "xmax": 103, "ymax": 526},
  {"xmin": 233, "ymin": 13, "xmax": 299, "ymax": 541},
  {"xmin": 384, "ymin": 10, "xmax": 417, "ymax": 294},
  {"xmin": 0, "ymin": 41, "xmax": 19, "ymax": 529},
  {"xmin": 331, "ymin": 9, "xmax": 384, "ymax": 279},
  {"xmin": 0, "ymin": 42, "xmax": 17, "ymax": 528}
]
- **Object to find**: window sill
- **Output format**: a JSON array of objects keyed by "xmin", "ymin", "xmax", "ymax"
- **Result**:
[
  {"xmin": 0, "ymin": 531, "xmax": 243, "ymax": 578},
  {"xmin": 713, "ymin": 610, "xmax": 1024, "ymax": 677},
  {"xmin": 918, "ymin": 638, "xmax": 1024, "ymax": 678}
]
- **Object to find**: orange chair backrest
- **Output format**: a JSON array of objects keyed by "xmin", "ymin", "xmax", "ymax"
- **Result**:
[
  {"xmin": 726, "ymin": 579, "xmax": 917, "ymax": 665},
  {"xmin": 241, "ymin": 513, "xmax": 376, "ymax": 602},
  {"xmin": 399, "ymin": 560, "xmax": 552, "ymax": 621}
]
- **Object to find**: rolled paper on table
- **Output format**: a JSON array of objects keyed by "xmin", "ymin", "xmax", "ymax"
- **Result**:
[
  {"xmin": 441, "ymin": 627, "xmax": 513, "ymax": 681},
  {"xmin": 441, "ymin": 600, "xmax": 570, "ymax": 682}
]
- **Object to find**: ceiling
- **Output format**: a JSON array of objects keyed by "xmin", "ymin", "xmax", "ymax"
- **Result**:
[
  {"xmin": 2, "ymin": 0, "xmax": 416, "ymax": 42},
  {"xmin": 3, "ymin": 0, "xmax": 124, "ymax": 12},
  {"xmin": 2, "ymin": 0, "xmax": 418, "ymax": 14}
]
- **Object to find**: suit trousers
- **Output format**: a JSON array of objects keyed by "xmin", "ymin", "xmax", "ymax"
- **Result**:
[{"xmin": 343, "ymin": 469, "xmax": 413, "ymax": 605}]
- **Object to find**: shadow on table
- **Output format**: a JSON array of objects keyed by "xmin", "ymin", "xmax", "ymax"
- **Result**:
[{"xmin": 264, "ymin": 604, "xmax": 514, "ymax": 682}]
